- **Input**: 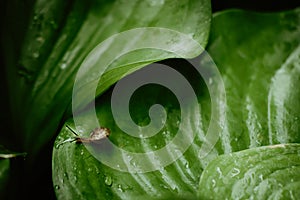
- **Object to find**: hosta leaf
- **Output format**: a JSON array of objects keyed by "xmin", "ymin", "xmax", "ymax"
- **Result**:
[
  {"xmin": 53, "ymin": 62, "xmax": 214, "ymax": 199},
  {"xmin": 207, "ymin": 8, "xmax": 300, "ymax": 153},
  {"xmin": 2, "ymin": 0, "xmax": 211, "ymax": 154},
  {"xmin": 198, "ymin": 144, "xmax": 300, "ymax": 199}
]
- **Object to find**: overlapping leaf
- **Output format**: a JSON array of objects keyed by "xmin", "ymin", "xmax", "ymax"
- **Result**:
[
  {"xmin": 2, "ymin": 0, "xmax": 211, "ymax": 154},
  {"xmin": 198, "ymin": 144, "xmax": 300, "ymax": 199},
  {"xmin": 207, "ymin": 9, "xmax": 300, "ymax": 152}
]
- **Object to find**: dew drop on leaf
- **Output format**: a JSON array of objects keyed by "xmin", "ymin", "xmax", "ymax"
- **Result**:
[
  {"xmin": 104, "ymin": 176, "xmax": 113, "ymax": 186},
  {"xmin": 129, "ymin": 158, "xmax": 137, "ymax": 167},
  {"xmin": 60, "ymin": 62, "xmax": 67, "ymax": 70},
  {"xmin": 36, "ymin": 36, "xmax": 44, "ymax": 43},
  {"xmin": 185, "ymin": 162, "xmax": 190, "ymax": 169},
  {"xmin": 117, "ymin": 184, "xmax": 125, "ymax": 192},
  {"xmin": 216, "ymin": 167, "xmax": 223, "ymax": 178},
  {"xmin": 32, "ymin": 52, "xmax": 39, "ymax": 58},
  {"xmin": 212, "ymin": 179, "xmax": 216, "ymax": 187},
  {"xmin": 231, "ymin": 167, "xmax": 240, "ymax": 177},
  {"xmin": 74, "ymin": 176, "xmax": 78, "ymax": 183},
  {"xmin": 63, "ymin": 172, "xmax": 69, "ymax": 180},
  {"xmin": 259, "ymin": 174, "xmax": 264, "ymax": 181}
]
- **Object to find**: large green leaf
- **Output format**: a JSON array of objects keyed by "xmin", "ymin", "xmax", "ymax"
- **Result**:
[
  {"xmin": 198, "ymin": 144, "xmax": 300, "ymax": 199},
  {"xmin": 53, "ymin": 62, "xmax": 214, "ymax": 199},
  {"xmin": 2, "ymin": 0, "xmax": 211, "ymax": 154},
  {"xmin": 53, "ymin": 8, "xmax": 300, "ymax": 200},
  {"xmin": 207, "ymin": 8, "xmax": 300, "ymax": 153}
]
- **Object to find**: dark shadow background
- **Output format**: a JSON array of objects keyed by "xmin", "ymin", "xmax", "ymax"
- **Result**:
[
  {"xmin": 212, "ymin": 0, "xmax": 300, "ymax": 12},
  {"xmin": 0, "ymin": 0, "xmax": 300, "ymax": 199}
]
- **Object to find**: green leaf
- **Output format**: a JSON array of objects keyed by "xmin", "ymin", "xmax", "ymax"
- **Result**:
[
  {"xmin": 2, "ymin": 0, "xmax": 211, "ymax": 154},
  {"xmin": 0, "ymin": 159, "xmax": 10, "ymax": 198},
  {"xmin": 0, "ymin": 145, "xmax": 26, "ymax": 198},
  {"xmin": 52, "ymin": 7, "xmax": 300, "ymax": 200},
  {"xmin": 207, "ymin": 8, "xmax": 300, "ymax": 153},
  {"xmin": 53, "ymin": 64, "xmax": 214, "ymax": 199},
  {"xmin": 198, "ymin": 144, "xmax": 300, "ymax": 199}
]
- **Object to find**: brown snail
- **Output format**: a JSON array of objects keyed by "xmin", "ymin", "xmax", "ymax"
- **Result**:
[{"xmin": 66, "ymin": 125, "xmax": 110, "ymax": 144}]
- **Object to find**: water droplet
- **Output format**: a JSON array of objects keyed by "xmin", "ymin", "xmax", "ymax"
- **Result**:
[
  {"xmin": 160, "ymin": 184, "xmax": 169, "ymax": 190},
  {"xmin": 259, "ymin": 174, "xmax": 263, "ymax": 181},
  {"xmin": 36, "ymin": 36, "xmax": 45, "ymax": 43},
  {"xmin": 32, "ymin": 52, "xmax": 39, "ymax": 58},
  {"xmin": 129, "ymin": 159, "xmax": 137, "ymax": 167},
  {"xmin": 117, "ymin": 184, "xmax": 125, "ymax": 192},
  {"xmin": 60, "ymin": 62, "xmax": 67, "ymax": 70},
  {"xmin": 171, "ymin": 185, "xmax": 179, "ymax": 193},
  {"xmin": 147, "ymin": 0, "xmax": 165, "ymax": 6},
  {"xmin": 63, "ymin": 172, "xmax": 69, "ymax": 180},
  {"xmin": 88, "ymin": 168, "xmax": 92, "ymax": 172},
  {"xmin": 33, "ymin": 15, "xmax": 38, "ymax": 21},
  {"xmin": 54, "ymin": 185, "xmax": 60, "ymax": 190},
  {"xmin": 74, "ymin": 176, "xmax": 78, "ymax": 183},
  {"xmin": 208, "ymin": 77, "xmax": 213, "ymax": 85},
  {"xmin": 212, "ymin": 179, "xmax": 216, "ymax": 187},
  {"xmin": 231, "ymin": 168, "xmax": 240, "ymax": 177},
  {"xmin": 185, "ymin": 162, "xmax": 190, "ymax": 169},
  {"xmin": 104, "ymin": 176, "xmax": 113, "ymax": 186},
  {"xmin": 80, "ymin": 150, "xmax": 84, "ymax": 155},
  {"xmin": 154, "ymin": 145, "xmax": 158, "ymax": 149},
  {"xmin": 216, "ymin": 167, "xmax": 223, "ymax": 178}
]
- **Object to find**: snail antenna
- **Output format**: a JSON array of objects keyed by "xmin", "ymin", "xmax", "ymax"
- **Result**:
[{"xmin": 66, "ymin": 125, "xmax": 78, "ymax": 136}]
